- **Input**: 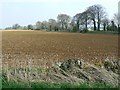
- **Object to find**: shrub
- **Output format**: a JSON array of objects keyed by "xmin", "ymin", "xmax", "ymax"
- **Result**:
[
  {"xmin": 80, "ymin": 28, "xmax": 89, "ymax": 33},
  {"xmin": 71, "ymin": 26, "xmax": 78, "ymax": 32}
]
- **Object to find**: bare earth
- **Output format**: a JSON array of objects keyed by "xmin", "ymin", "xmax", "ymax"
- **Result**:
[{"xmin": 2, "ymin": 30, "xmax": 118, "ymax": 68}]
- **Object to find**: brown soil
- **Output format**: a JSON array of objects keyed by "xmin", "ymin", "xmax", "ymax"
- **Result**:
[{"xmin": 2, "ymin": 30, "xmax": 118, "ymax": 68}]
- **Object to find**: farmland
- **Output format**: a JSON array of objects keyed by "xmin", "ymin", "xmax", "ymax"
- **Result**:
[
  {"xmin": 1, "ymin": 1, "xmax": 120, "ymax": 88},
  {"xmin": 2, "ymin": 30, "xmax": 118, "ymax": 68},
  {"xmin": 1, "ymin": 30, "xmax": 119, "ymax": 88}
]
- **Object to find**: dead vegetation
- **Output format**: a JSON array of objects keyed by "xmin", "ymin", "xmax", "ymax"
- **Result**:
[{"xmin": 2, "ymin": 58, "xmax": 119, "ymax": 87}]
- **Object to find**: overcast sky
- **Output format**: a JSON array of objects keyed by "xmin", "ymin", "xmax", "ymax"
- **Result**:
[{"xmin": 0, "ymin": 0, "xmax": 120, "ymax": 29}]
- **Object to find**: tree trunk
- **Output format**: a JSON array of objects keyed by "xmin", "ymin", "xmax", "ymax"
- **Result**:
[
  {"xmin": 103, "ymin": 23, "xmax": 106, "ymax": 31},
  {"xmin": 77, "ymin": 20, "xmax": 79, "ymax": 31},
  {"xmin": 98, "ymin": 21, "xmax": 100, "ymax": 31},
  {"xmin": 93, "ymin": 19, "xmax": 96, "ymax": 31},
  {"xmin": 49, "ymin": 25, "xmax": 51, "ymax": 31},
  {"xmin": 118, "ymin": 24, "xmax": 120, "ymax": 33},
  {"xmin": 65, "ymin": 25, "xmax": 68, "ymax": 31},
  {"xmin": 62, "ymin": 23, "xmax": 64, "ymax": 30},
  {"xmin": 97, "ymin": 12, "xmax": 100, "ymax": 31},
  {"xmin": 85, "ymin": 18, "xmax": 88, "ymax": 30}
]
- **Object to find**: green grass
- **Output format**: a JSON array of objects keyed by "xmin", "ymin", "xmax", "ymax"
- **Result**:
[
  {"xmin": 0, "ymin": 81, "xmax": 2, "ymax": 90},
  {"xmin": 2, "ymin": 81, "xmax": 117, "ymax": 89},
  {"xmin": 81, "ymin": 31, "xmax": 119, "ymax": 35},
  {"xmin": 2, "ymin": 81, "xmax": 29, "ymax": 88}
]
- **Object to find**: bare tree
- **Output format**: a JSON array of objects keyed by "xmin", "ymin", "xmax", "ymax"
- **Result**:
[
  {"xmin": 73, "ymin": 11, "xmax": 89, "ymax": 32},
  {"xmin": 96, "ymin": 4, "xmax": 106, "ymax": 31},
  {"xmin": 48, "ymin": 19, "xmax": 57, "ymax": 31},
  {"xmin": 23, "ymin": 26, "xmax": 28, "ymax": 30},
  {"xmin": 57, "ymin": 14, "xmax": 70, "ymax": 31},
  {"xmin": 12, "ymin": 24, "xmax": 21, "ymax": 29},
  {"xmin": 87, "ymin": 4, "xmax": 106, "ymax": 31},
  {"xmin": 80, "ymin": 10, "xmax": 90, "ymax": 30},
  {"xmin": 27, "ymin": 24, "xmax": 33, "ymax": 30},
  {"xmin": 69, "ymin": 18, "xmax": 76, "ymax": 32},
  {"xmin": 73, "ymin": 13, "xmax": 82, "ymax": 31},
  {"xmin": 5, "ymin": 27, "xmax": 12, "ymax": 30},
  {"xmin": 87, "ymin": 6, "xmax": 97, "ymax": 31},
  {"xmin": 101, "ymin": 18, "xmax": 110, "ymax": 31},
  {"xmin": 41, "ymin": 21, "xmax": 48, "ymax": 30},
  {"xmin": 36, "ymin": 21, "xmax": 41, "ymax": 30}
]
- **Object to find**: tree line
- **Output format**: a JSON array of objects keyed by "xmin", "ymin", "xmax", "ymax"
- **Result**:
[{"xmin": 5, "ymin": 4, "xmax": 120, "ymax": 33}]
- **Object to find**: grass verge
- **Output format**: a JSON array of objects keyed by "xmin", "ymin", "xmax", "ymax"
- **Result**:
[{"xmin": 2, "ymin": 81, "xmax": 117, "ymax": 89}]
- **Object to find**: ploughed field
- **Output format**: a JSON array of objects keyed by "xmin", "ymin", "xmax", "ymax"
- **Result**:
[{"xmin": 2, "ymin": 30, "xmax": 118, "ymax": 68}]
